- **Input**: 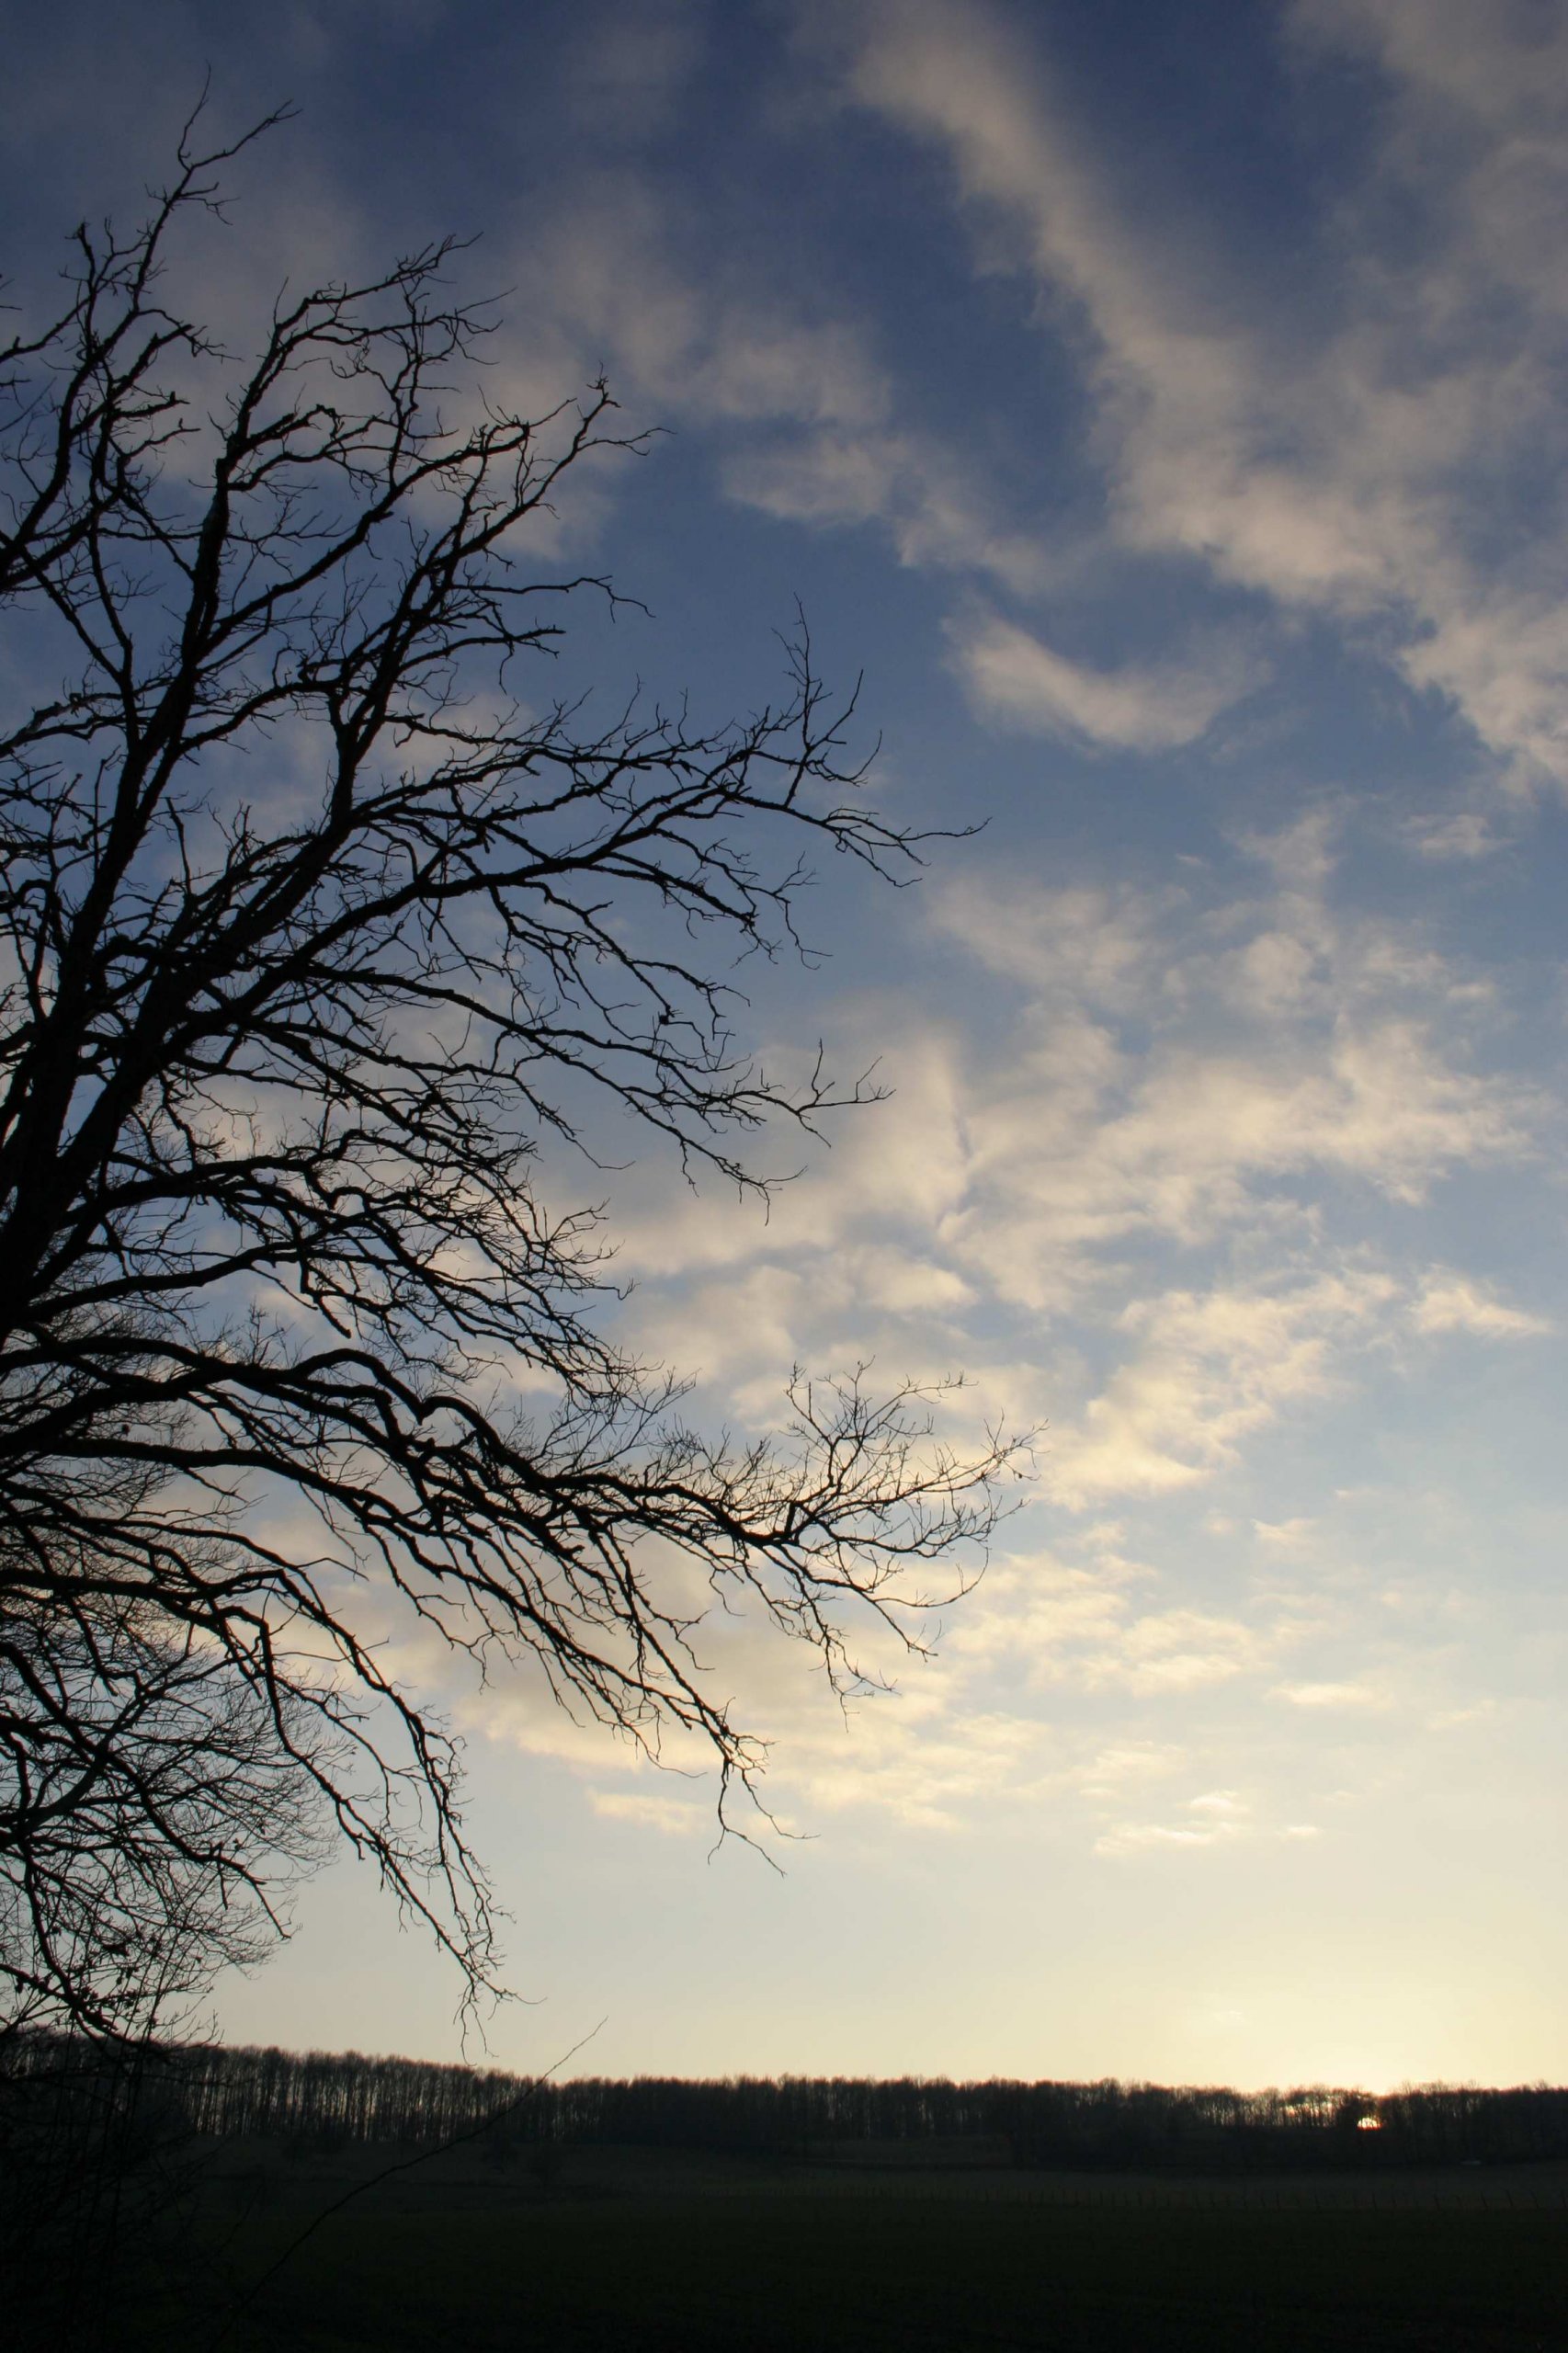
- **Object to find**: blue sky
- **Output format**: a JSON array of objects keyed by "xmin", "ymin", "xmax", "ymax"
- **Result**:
[{"xmin": 13, "ymin": 0, "xmax": 1568, "ymax": 2090}]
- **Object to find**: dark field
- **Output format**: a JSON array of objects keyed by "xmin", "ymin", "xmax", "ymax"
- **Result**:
[{"xmin": 113, "ymin": 2146, "xmax": 1568, "ymax": 2351}]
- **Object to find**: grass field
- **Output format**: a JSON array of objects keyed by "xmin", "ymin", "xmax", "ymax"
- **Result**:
[{"xmin": 108, "ymin": 2147, "xmax": 1568, "ymax": 2351}]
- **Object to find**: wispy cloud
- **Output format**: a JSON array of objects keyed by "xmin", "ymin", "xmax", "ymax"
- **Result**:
[
  {"xmin": 725, "ymin": 426, "xmax": 1051, "ymax": 590},
  {"xmin": 1411, "ymin": 1271, "xmax": 1552, "ymax": 1340},
  {"xmin": 1272, "ymin": 1678, "xmax": 1393, "ymax": 1711},
  {"xmin": 601, "ymin": 819, "xmax": 1542, "ymax": 1528},
  {"xmin": 818, "ymin": 0, "xmax": 1568, "ymax": 788},
  {"xmin": 1094, "ymin": 1790, "xmax": 1323, "ymax": 1857},
  {"xmin": 1403, "ymin": 813, "xmax": 1508, "ymax": 862},
  {"xmin": 588, "ymin": 1788, "xmax": 711, "ymax": 1836},
  {"xmin": 949, "ymin": 614, "xmax": 1263, "ymax": 749},
  {"xmin": 1046, "ymin": 1273, "xmax": 1399, "ymax": 1506}
]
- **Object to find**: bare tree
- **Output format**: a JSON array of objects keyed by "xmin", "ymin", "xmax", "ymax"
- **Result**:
[
  {"xmin": 0, "ymin": 116, "xmax": 1017, "ymax": 2031},
  {"xmin": 1, "ymin": 1588, "xmax": 329, "ymax": 2040}
]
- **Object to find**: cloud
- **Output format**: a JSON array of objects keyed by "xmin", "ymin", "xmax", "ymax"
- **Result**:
[
  {"xmin": 1187, "ymin": 1789, "xmax": 1247, "ymax": 1816},
  {"xmin": 500, "ymin": 139, "xmax": 1055, "ymax": 620},
  {"xmin": 919, "ymin": 867, "xmax": 1531, "ymax": 1335},
  {"xmin": 1088, "ymin": 1612, "xmax": 1278, "ymax": 1692},
  {"xmin": 1095, "ymin": 1788, "xmax": 1329, "ymax": 1856},
  {"xmin": 942, "ymin": 1548, "xmax": 1292, "ymax": 1696},
  {"xmin": 1071, "ymin": 1741, "xmax": 1191, "ymax": 1802},
  {"xmin": 596, "ymin": 824, "xmax": 1542, "ymax": 1526},
  {"xmin": 1412, "ymin": 1270, "xmax": 1552, "ymax": 1339},
  {"xmin": 1271, "ymin": 1679, "xmax": 1392, "ymax": 1711},
  {"xmin": 927, "ymin": 877, "xmax": 1162, "ymax": 1006},
  {"xmin": 510, "ymin": 176, "xmax": 890, "ymax": 440},
  {"xmin": 588, "ymin": 1788, "xmax": 710, "ymax": 1836},
  {"xmin": 780, "ymin": 1704, "xmax": 1059, "ymax": 1832},
  {"xmin": 949, "ymin": 614, "xmax": 1263, "ymax": 748},
  {"xmin": 1290, "ymin": 0, "xmax": 1568, "ymax": 142},
  {"xmin": 824, "ymin": 0, "xmax": 1568, "ymax": 787},
  {"xmin": 1403, "ymin": 812, "xmax": 1507, "ymax": 860},
  {"xmin": 1095, "ymin": 1820, "xmax": 1235, "ymax": 1855},
  {"xmin": 1254, "ymin": 1518, "xmax": 1318, "ymax": 1551},
  {"xmin": 1093, "ymin": 1788, "xmax": 1251, "ymax": 1856},
  {"xmin": 724, "ymin": 426, "xmax": 1051, "ymax": 590},
  {"xmin": 1046, "ymin": 1272, "xmax": 1399, "ymax": 1506}
]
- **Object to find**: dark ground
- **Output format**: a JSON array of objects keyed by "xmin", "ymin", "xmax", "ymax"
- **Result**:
[{"xmin": 74, "ymin": 2142, "xmax": 1568, "ymax": 2352}]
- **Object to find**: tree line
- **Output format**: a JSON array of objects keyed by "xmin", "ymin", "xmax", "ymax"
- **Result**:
[{"xmin": 7, "ymin": 2031, "xmax": 1568, "ymax": 2174}]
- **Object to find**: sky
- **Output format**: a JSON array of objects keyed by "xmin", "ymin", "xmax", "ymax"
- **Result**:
[{"xmin": 10, "ymin": 0, "xmax": 1568, "ymax": 2093}]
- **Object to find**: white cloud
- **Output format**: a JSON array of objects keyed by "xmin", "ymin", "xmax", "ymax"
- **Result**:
[
  {"xmin": 725, "ymin": 426, "xmax": 1051, "ymax": 590},
  {"xmin": 1095, "ymin": 1787, "xmax": 1332, "ymax": 1856},
  {"xmin": 1187, "ymin": 1789, "xmax": 1247, "ymax": 1817},
  {"xmin": 1412, "ymin": 1270, "xmax": 1552, "ymax": 1339},
  {"xmin": 1290, "ymin": 1, "xmax": 1568, "ymax": 145},
  {"xmin": 1272, "ymin": 1679, "xmax": 1392, "ymax": 1711},
  {"xmin": 943, "ymin": 1550, "xmax": 1292, "ymax": 1696},
  {"xmin": 1094, "ymin": 1788, "xmax": 1252, "ymax": 1856},
  {"xmin": 1071, "ymin": 1742, "xmax": 1191, "ymax": 1802},
  {"xmin": 1047, "ymin": 1272, "xmax": 1398, "ymax": 1506},
  {"xmin": 1095, "ymin": 1820, "xmax": 1235, "ymax": 1855},
  {"xmin": 588, "ymin": 1788, "xmax": 711, "ymax": 1836},
  {"xmin": 1082, "ymin": 1605, "xmax": 1278, "ymax": 1692},
  {"xmin": 1403, "ymin": 812, "xmax": 1507, "ymax": 861},
  {"xmin": 824, "ymin": 0, "xmax": 1568, "ymax": 787},
  {"xmin": 512, "ymin": 177, "xmax": 890, "ymax": 438},
  {"xmin": 1255, "ymin": 1517, "xmax": 1318, "ymax": 1545},
  {"xmin": 949, "ymin": 613, "xmax": 1262, "ymax": 749},
  {"xmin": 597, "ymin": 831, "xmax": 1542, "ymax": 1521},
  {"xmin": 923, "ymin": 847, "xmax": 1535, "ymax": 1299}
]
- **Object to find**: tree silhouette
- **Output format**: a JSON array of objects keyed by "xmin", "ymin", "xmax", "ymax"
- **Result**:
[{"xmin": 0, "ymin": 114, "xmax": 1015, "ymax": 2034}]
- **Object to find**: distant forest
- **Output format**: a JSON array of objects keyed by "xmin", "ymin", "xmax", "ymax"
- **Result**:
[{"xmin": 6, "ymin": 2034, "xmax": 1568, "ymax": 2174}]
